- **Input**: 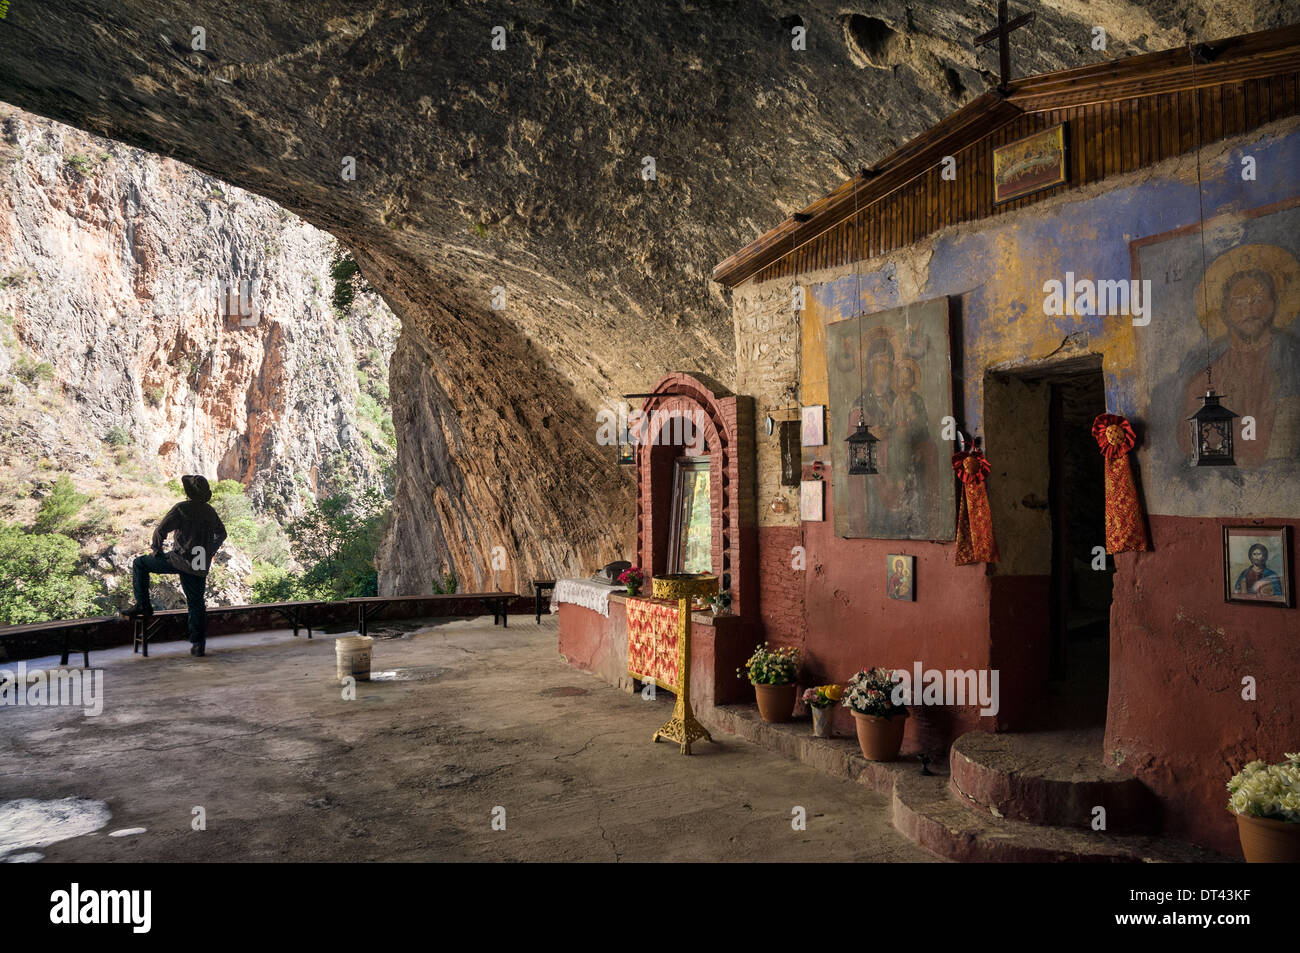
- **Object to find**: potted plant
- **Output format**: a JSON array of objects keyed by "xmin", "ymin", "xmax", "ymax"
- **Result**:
[
  {"xmin": 618, "ymin": 566, "xmax": 646, "ymax": 596},
  {"xmin": 842, "ymin": 667, "xmax": 908, "ymax": 761},
  {"xmin": 708, "ymin": 590, "xmax": 733, "ymax": 616},
  {"xmin": 802, "ymin": 684, "xmax": 842, "ymax": 737},
  {"xmin": 737, "ymin": 642, "xmax": 800, "ymax": 723},
  {"xmin": 1227, "ymin": 753, "xmax": 1300, "ymax": 863}
]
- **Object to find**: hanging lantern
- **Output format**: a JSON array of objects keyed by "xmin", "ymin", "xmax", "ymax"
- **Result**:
[
  {"xmin": 1187, "ymin": 369, "xmax": 1238, "ymax": 467},
  {"xmin": 846, "ymin": 419, "xmax": 879, "ymax": 475}
]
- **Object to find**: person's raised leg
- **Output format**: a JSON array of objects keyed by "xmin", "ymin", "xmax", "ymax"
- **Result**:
[
  {"xmin": 180, "ymin": 571, "xmax": 208, "ymax": 656},
  {"xmin": 121, "ymin": 553, "xmax": 172, "ymax": 618}
]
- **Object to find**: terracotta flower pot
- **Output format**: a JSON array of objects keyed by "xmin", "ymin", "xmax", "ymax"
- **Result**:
[
  {"xmin": 851, "ymin": 709, "xmax": 908, "ymax": 761},
  {"xmin": 1234, "ymin": 811, "xmax": 1300, "ymax": 863},
  {"xmin": 810, "ymin": 705, "xmax": 834, "ymax": 738},
  {"xmin": 753, "ymin": 683, "xmax": 796, "ymax": 723}
]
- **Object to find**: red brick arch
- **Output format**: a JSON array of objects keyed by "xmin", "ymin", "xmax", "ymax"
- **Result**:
[{"xmin": 634, "ymin": 373, "xmax": 756, "ymax": 616}]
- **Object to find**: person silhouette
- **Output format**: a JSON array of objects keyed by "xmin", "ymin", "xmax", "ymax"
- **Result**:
[{"xmin": 119, "ymin": 475, "xmax": 227, "ymax": 656}]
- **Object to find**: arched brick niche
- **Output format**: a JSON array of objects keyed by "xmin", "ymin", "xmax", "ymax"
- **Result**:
[{"xmin": 634, "ymin": 372, "xmax": 756, "ymax": 616}]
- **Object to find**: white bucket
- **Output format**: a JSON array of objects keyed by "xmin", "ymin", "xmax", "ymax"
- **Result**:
[{"xmin": 335, "ymin": 636, "xmax": 373, "ymax": 682}]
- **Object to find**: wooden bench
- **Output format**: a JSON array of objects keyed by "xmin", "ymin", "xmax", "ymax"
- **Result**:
[
  {"xmin": 533, "ymin": 580, "xmax": 556, "ymax": 624},
  {"xmin": 345, "ymin": 593, "xmax": 519, "ymax": 638},
  {"xmin": 131, "ymin": 601, "xmax": 325, "ymax": 657},
  {"xmin": 0, "ymin": 615, "xmax": 110, "ymax": 667}
]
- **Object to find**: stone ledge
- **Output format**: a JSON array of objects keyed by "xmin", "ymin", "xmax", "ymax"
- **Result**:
[
  {"xmin": 702, "ymin": 703, "xmax": 1233, "ymax": 863},
  {"xmin": 703, "ymin": 703, "xmax": 922, "ymax": 797}
]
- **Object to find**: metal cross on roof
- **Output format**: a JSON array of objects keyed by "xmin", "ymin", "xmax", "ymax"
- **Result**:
[{"xmin": 974, "ymin": 0, "xmax": 1036, "ymax": 93}]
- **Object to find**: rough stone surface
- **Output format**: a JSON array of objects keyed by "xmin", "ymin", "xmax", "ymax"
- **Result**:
[
  {"xmin": 0, "ymin": 617, "xmax": 937, "ymax": 862},
  {"xmin": 949, "ymin": 729, "xmax": 1157, "ymax": 832},
  {"xmin": 1, "ymin": 1, "xmax": 1283, "ymax": 592},
  {"xmin": 0, "ymin": 106, "xmax": 398, "ymax": 520}
]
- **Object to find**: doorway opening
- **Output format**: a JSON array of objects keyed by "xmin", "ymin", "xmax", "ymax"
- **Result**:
[
  {"xmin": 1046, "ymin": 368, "xmax": 1111, "ymax": 728},
  {"xmin": 984, "ymin": 355, "xmax": 1111, "ymax": 731}
]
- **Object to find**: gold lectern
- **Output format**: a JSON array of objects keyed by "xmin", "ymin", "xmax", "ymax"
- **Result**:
[{"xmin": 649, "ymin": 572, "xmax": 719, "ymax": 755}]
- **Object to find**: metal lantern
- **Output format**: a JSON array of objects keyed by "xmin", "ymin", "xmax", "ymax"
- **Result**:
[
  {"xmin": 1188, "ymin": 388, "xmax": 1239, "ymax": 467},
  {"xmin": 846, "ymin": 419, "xmax": 879, "ymax": 475}
]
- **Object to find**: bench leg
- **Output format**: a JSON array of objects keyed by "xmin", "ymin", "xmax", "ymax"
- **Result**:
[
  {"xmin": 501, "ymin": 598, "xmax": 508, "ymax": 628},
  {"xmin": 60, "ymin": 634, "xmax": 70, "ymax": 667},
  {"xmin": 536, "ymin": 591, "xmax": 542, "ymax": 625}
]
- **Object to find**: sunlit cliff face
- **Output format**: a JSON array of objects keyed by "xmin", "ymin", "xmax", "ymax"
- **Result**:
[{"xmin": 0, "ymin": 1, "xmax": 1280, "ymax": 591}]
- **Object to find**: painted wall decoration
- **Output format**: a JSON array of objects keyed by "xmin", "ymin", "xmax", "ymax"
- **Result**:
[
  {"xmin": 886, "ymin": 554, "xmax": 915, "ymax": 601},
  {"xmin": 993, "ymin": 123, "xmax": 1067, "ymax": 204},
  {"xmin": 1223, "ymin": 526, "xmax": 1292, "ymax": 607},
  {"xmin": 825, "ymin": 296, "xmax": 956, "ymax": 540},
  {"xmin": 799, "ymin": 478, "xmax": 823, "ymax": 522},
  {"xmin": 800, "ymin": 404, "xmax": 825, "ymax": 446},
  {"xmin": 1136, "ymin": 199, "xmax": 1300, "ymax": 517}
]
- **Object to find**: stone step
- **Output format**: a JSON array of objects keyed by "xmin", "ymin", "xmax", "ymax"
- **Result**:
[
  {"xmin": 949, "ymin": 729, "xmax": 1157, "ymax": 833},
  {"xmin": 704, "ymin": 704, "xmax": 1230, "ymax": 863},
  {"xmin": 892, "ymin": 770, "xmax": 1226, "ymax": 863}
]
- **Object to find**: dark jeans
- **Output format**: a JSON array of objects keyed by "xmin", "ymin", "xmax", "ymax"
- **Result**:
[{"xmin": 132, "ymin": 554, "xmax": 208, "ymax": 646}]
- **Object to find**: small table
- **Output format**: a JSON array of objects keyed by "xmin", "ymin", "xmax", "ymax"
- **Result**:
[{"xmin": 533, "ymin": 580, "xmax": 556, "ymax": 624}]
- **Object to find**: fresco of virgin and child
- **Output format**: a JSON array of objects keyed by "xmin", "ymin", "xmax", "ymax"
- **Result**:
[{"xmin": 826, "ymin": 297, "xmax": 955, "ymax": 540}]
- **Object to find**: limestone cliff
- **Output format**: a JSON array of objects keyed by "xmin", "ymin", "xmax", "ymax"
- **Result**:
[{"xmin": 0, "ymin": 105, "xmax": 397, "ymax": 608}]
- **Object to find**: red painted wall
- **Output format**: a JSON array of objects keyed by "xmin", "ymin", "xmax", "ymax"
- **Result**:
[
  {"xmin": 1107, "ymin": 514, "xmax": 1300, "ymax": 855},
  {"xmin": 758, "ymin": 470, "xmax": 996, "ymax": 751}
]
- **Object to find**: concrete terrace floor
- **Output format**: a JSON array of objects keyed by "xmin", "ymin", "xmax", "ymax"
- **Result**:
[{"xmin": 1, "ymin": 616, "xmax": 937, "ymax": 863}]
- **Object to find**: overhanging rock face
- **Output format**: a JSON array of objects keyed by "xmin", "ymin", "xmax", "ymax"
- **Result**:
[{"xmin": 0, "ymin": 2, "xmax": 1280, "ymax": 590}]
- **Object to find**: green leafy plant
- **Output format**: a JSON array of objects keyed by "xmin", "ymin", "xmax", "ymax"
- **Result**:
[
  {"xmin": 0, "ymin": 523, "xmax": 98, "ymax": 624},
  {"xmin": 286, "ymin": 487, "xmax": 388, "ymax": 599},
  {"xmin": 737, "ymin": 642, "xmax": 800, "ymax": 686},
  {"xmin": 249, "ymin": 562, "xmax": 306, "ymax": 603},
  {"xmin": 65, "ymin": 153, "xmax": 93, "ymax": 176},
  {"xmin": 330, "ymin": 248, "xmax": 370, "ymax": 318},
  {"xmin": 33, "ymin": 474, "xmax": 89, "ymax": 534},
  {"xmin": 143, "ymin": 384, "xmax": 164, "ymax": 407},
  {"xmin": 104, "ymin": 425, "xmax": 131, "ymax": 447},
  {"xmin": 13, "ymin": 355, "xmax": 54, "ymax": 387}
]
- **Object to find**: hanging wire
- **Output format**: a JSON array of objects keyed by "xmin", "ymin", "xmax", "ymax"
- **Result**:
[
  {"xmin": 853, "ymin": 169, "xmax": 865, "ymax": 428},
  {"xmin": 1189, "ymin": 42, "xmax": 1213, "ymax": 392}
]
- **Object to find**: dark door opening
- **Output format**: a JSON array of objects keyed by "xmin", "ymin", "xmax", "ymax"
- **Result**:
[{"xmin": 1046, "ymin": 370, "xmax": 1112, "ymax": 727}]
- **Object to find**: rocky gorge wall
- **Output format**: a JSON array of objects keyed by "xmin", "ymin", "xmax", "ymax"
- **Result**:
[{"xmin": 0, "ymin": 105, "xmax": 397, "ymax": 608}]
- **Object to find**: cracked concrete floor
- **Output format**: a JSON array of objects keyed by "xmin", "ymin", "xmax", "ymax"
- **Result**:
[{"xmin": 1, "ymin": 617, "xmax": 937, "ymax": 862}]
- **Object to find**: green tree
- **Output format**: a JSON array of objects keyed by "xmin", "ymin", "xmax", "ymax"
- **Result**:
[
  {"xmin": 249, "ymin": 562, "xmax": 305, "ymax": 604},
  {"xmin": 286, "ymin": 487, "xmax": 388, "ymax": 599},
  {"xmin": 0, "ymin": 524, "xmax": 98, "ymax": 624},
  {"xmin": 330, "ymin": 249, "xmax": 369, "ymax": 317},
  {"xmin": 33, "ymin": 474, "xmax": 89, "ymax": 534}
]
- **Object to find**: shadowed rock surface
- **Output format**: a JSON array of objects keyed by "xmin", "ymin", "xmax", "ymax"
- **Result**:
[{"xmin": 0, "ymin": 1, "xmax": 1285, "ymax": 592}]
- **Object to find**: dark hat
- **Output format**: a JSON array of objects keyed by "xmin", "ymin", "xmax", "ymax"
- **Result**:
[{"xmin": 181, "ymin": 474, "xmax": 212, "ymax": 503}]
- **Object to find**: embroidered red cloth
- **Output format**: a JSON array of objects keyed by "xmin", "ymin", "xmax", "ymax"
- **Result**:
[
  {"xmin": 953, "ymin": 450, "xmax": 998, "ymax": 565},
  {"xmin": 1092, "ymin": 413, "xmax": 1150, "ymax": 553},
  {"xmin": 626, "ymin": 596, "xmax": 680, "ymax": 692}
]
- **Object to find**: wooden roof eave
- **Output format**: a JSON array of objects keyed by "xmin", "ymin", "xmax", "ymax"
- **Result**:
[
  {"xmin": 712, "ymin": 23, "xmax": 1300, "ymax": 289},
  {"xmin": 710, "ymin": 95, "xmax": 1023, "ymax": 287}
]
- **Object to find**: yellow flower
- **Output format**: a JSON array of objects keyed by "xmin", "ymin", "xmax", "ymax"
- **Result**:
[{"xmin": 824, "ymin": 684, "xmax": 843, "ymax": 701}]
